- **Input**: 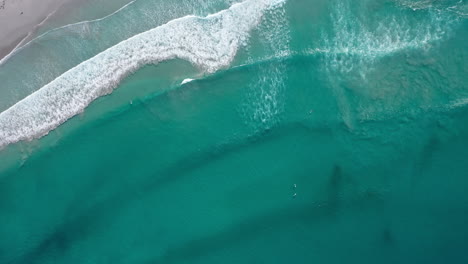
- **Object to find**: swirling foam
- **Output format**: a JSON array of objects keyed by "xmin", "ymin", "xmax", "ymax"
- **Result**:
[
  {"xmin": 0, "ymin": 0, "xmax": 286, "ymax": 149},
  {"xmin": 312, "ymin": 0, "xmax": 460, "ymax": 76},
  {"xmin": 0, "ymin": 0, "xmax": 243, "ymax": 112},
  {"xmin": 242, "ymin": 3, "xmax": 290, "ymax": 131}
]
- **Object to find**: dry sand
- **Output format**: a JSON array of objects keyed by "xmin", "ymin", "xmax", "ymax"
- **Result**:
[{"xmin": 0, "ymin": 0, "xmax": 68, "ymax": 59}]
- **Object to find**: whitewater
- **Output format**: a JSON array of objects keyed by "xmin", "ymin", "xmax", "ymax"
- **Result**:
[{"xmin": 0, "ymin": 0, "xmax": 286, "ymax": 149}]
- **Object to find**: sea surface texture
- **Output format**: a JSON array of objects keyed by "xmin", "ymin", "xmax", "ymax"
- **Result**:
[{"xmin": 0, "ymin": 0, "xmax": 467, "ymax": 263}]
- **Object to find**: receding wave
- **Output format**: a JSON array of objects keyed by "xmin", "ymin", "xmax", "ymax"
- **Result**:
[
  {"xmin": 0, "ymin": 0, "xmax": 240, "ymax": 112},
  {"xmin": 0, "ymin": 0, "xmax": 286, "ymax": 149}
]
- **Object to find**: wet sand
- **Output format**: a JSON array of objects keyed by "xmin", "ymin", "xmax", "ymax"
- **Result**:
[
  {"xmin": 0, "ymin": 0, "xmax": 67, "ymax": 59},
  {"xmin": 0, "ymin": 0, "xmax": 135, "ymax": 61}
]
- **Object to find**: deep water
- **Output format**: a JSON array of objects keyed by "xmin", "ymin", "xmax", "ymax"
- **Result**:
[{"xmin": 0, "ymin": 0, "xmax": 468, "ymax": 263}]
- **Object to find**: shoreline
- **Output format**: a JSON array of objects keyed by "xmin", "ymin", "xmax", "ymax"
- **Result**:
[
  {"xmin": 0, "ymin": 0, "xmax": 135, "ymax": 62},
  {"xmin": 0, "ymin": 0, "xmax": 69, "ymax": 59},
  {"xmin": 0, "ymin": 33, "xmax": 25, "ymax": 59}
]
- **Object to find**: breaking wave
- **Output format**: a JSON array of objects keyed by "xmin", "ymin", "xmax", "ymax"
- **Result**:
[{"xmin": 0, "ymin": 0, "xmax": 286, "ymax": 149}]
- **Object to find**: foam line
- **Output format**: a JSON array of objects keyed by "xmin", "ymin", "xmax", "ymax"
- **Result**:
[
  {"xmin": 0, "ymin": 0, "xmax": 137, "ymax": 65},
  {"xmin": 181, "ymin": 79, "xmax": 195, "ymax": 85},
  {"xmin": 317, "ymin": 0, "xmax": 460, "ymax": 75},
  {"xmin": 0, "ymin": 0, "xmax": 285, "ymax": 149}
]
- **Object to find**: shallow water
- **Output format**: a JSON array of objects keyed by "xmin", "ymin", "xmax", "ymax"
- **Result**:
[{"xmin": 0, "ymin": 0, "xmax": 468, "ymax": 263}]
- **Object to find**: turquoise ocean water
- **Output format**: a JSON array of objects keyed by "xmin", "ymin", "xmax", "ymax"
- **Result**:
[{"xmin": 0, "ymin": 0, "xmax": 467, "ymax": 263}]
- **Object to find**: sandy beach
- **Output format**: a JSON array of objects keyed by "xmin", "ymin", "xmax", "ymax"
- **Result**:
[
  {"xmin": 0, "ymin": 0, "xmax": 69, "ymax": 59},
  {"xmin": 0, "ymin": 0, "xmax": 135, "ymax": 61}
]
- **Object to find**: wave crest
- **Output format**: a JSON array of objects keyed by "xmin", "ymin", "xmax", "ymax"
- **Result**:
[{"xmin": 0, "ymin": 0, "xmax": 286, "ymax": 149}]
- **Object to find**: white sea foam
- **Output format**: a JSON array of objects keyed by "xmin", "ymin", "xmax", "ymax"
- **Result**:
[
  {"xmin": 304, "ymin": 0, "xmax": 461, "ymax": 129},
  {"xmin": 181, "ymin": 79, "xmax": 195, "ymax": 85},
  {"xmin": 447, "ymin": 98, "xmax": 468, "ymax": 110},
  {"xmin": 0, "ymin": 0, "xmax": 286, "ymax": 149},
  {"xmin": 0, "ymin": 0, "xmax": 243, "ymax": 113},
  {"xmin": 241, "ymin": 1, "xmax": 289, "ymax": 131},
  {"xmin": 313, "ymin": 0, "xmax": 460, "ymax": 76}
]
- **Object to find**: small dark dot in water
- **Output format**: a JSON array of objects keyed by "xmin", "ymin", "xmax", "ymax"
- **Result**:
[
  {"xmin": 327, "ymin": 165, "xmax": 343, "ymax": 207},
  {"xmin": 363, "ymin": 188, "xmax": 380, "ymax": 200},
  {"xmin": 329, "ymin": 165, "xmax": 343, "ymax": 189},
  {"xmin": 21, "ymin": 12, "xmax": 23, "ymax": 15},
  {"xmin": 383, "ymin": 228, "xmax": 395, "ymax": 245}
]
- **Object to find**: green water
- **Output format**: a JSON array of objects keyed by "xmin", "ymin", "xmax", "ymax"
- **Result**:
[{"xmin": 1, "ymin": 0, "xmax": 468, "ymax": 263}]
